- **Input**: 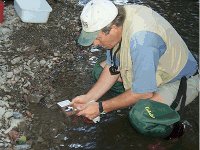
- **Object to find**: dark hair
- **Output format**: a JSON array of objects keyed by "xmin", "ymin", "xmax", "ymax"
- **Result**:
[{"xmin": 101, "ymin": 6, "xmax": 126, "ymax": 35}]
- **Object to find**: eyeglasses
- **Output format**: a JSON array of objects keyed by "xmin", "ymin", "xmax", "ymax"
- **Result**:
[
  {"xmin": 91, "ymin": 45, "xmax": 106, "ymax": 51},
  {"xmin": 109, "ymin": 42, "xmax": 121, "ymax": 75}
]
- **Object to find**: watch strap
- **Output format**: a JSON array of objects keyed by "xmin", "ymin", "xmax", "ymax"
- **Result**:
[{"xmin": 98, "ymin": 101, "xmax": 105, "ymax": 115}]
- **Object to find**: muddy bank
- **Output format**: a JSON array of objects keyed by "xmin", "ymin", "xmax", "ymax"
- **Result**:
[{"xmin": 0, "ymin": 0, "xmax": 100, "ymax": 148}]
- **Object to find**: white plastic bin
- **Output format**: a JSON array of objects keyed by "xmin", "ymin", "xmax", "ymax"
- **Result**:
[{"xmin": 14, "ymin": 0, "xmax": 52, "ymax": 23}]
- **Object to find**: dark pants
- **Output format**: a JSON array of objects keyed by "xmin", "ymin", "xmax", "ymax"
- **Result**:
[{"xmin": 92, "ymin": 62, "xmax": 125, "ymax": 94}]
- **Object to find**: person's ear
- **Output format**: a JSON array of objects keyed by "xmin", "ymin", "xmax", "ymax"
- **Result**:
[
  {"xmin": 111, "ymin": 24, "xmax": 118, "ymax": 29},
  {"xmin": 111, "ymin": 25, "xmax": 123, "ymax": 36},
  {"xmin": 110, "ymin": 25, "xmax": 121, "ymax": 32}
]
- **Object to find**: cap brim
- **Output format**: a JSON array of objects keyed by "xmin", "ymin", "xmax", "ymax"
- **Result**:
[{"xmin": 78, "ymin": 30, "xmax": 99, "ymax": 46}]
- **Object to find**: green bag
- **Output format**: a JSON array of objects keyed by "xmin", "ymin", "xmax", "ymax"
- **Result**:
[{"xmin": 129, "ymin": 99, "xmax": 180, "ymax": 138}]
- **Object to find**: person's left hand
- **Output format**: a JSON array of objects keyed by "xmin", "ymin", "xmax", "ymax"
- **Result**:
[{"xmin": 76, "ymin": 101, "xmax": 99, "ymax": 120}]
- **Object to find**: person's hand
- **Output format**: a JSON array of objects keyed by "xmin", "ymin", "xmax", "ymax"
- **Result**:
[
  {"xmin": 76, "ymin": 101, "xmax": 99, "ymax": 120},
  {"xmin": 71, "ymin": 95, "xmax": 91, "ymax": 110}
]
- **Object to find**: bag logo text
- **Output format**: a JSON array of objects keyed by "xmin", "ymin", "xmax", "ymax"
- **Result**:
[{"xmin": 145, "ymin": 107, "xmax": 155, "ymax": 118}]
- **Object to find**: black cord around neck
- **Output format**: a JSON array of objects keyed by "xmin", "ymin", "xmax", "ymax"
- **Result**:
[{"xmin": 109, "ymin": 42, "xmax": 121, "ymax": 75}]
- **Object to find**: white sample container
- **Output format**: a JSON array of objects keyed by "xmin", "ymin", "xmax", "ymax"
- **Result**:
[{"xmin": 14, "ymin": 0, "xmax": 52, "ymax": 23}]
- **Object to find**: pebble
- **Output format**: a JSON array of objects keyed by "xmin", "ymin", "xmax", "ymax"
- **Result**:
[
  {"xmin": 40, "ymin": 59, "xmax": 46, "ymax": 66},
  {"xmin": 11, "ymin": 57, "xmax": 22, "ymax": 65},
  {"xmin": 4, "ymin": 138, "xmax": 10, "ymax": 143},
  {"xmin": 3, "ymin": 95, "xmax": 11, "ymax": 101},
  {"xmin": 1, "ymin": 28, "xmax": 10, "ymax": 35},
  {"xmin": 13, "ymin": 67, "xmax": 23, "ymax": 75},
  {"xmin": 22, "ymin": 88, "xmax": 29, "ymax": 94},
  {"xmin": 6, "ymin": 72, "xmax": 14, "ymax": 79},
  {"xmin": 0, "ymin": 107, "xmax": 6, "ymax": 117},
  {"xmin": 14, "ymin": 144, "xmax": 31, "ymax": 150},
  {"xmin": 4, "ymin": 110, "xmax": 13, "ymax": 119},
  {"xmin": 13, "ymin": 112, "xmax": 23, "ymax": 119},
  {"xmin": 0, "ymin": 101, "xmax": 9, "ymax": 107},
  {"xmin": 23, "ymin": 81, "xmax": 31, "ymax": 87},
  {"xmin": 0, "ymin": 58, "xmax": 6, "ymax": 63},
  {"xmin": 54, "ymin": 52, "xmax": 60, "ymax": 57}
]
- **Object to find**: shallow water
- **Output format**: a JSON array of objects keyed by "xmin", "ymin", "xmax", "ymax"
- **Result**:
[{"xmin": 28, "ymin": 0, "xmax": 199, "ymax": 149}]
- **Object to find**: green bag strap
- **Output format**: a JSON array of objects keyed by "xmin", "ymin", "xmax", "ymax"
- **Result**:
[{"xmin": 170, "ymin": 76, "xmax": 187, "ymax": 112}]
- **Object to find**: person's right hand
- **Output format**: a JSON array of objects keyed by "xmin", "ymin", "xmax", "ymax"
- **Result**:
[{"xmin": 71, "ymin": 95, "xmax": 91, "ymax": 111}]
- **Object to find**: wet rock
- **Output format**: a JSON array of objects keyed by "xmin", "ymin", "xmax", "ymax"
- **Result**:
[
  {"xmin": 0, "ymin": 58, "xmax": 6, "ymax": 63},
  {"xmin": 0, "ymin": 100, "xmax": 9, "ymax": 107},
  {"xmin": 39, "ymin": 59, "xmax": 46, "ymax": 66},
  {"xmin": 47, "ymin": 62, "xmax": 53, "ymax": 68},
  {"xmin": 13, "ymin": 67, "xmax": 23, "ymax": 75},
  {"xmin": 0, "ymin": 107, "xmax": 6, "ymax": 118},
  {"xmin": 23, "ymin": 81, "xmax": 31, "ymax": 88},
  {"xmin": 4, "ymin": 110, "xmax": 13, "ymax": 119},
  {"xmin": 1, "ymin": 28, "xmax": 11, "ymax": 35},
  {"xmin": 4, "ymin": 118, "xmax": 24, "ymax": 134},
  {"xmin": 31, "ymin": 60, "xmax": 39, "ymax": 68},
  {"xmin": 11, "ymin": 57, "xmax": 22, "ymax": 65},
  {"xmin": 13, "ymin": 112, "xmax": 23, "ymax": 119},
  {"xmin": 25, "ymin": 111, "xmax": 33, "ymax": 118},
  {"xmin": 0, "ymin": 142, "xmax": 4, "ymax": 147},
  {"xmin": 8, "ymin": 130, "xmax": 20, "ymax": 142},
  {"xmin": 14, "ymin": 144, "xmax": 31, "ymax": 150},
  {"xmin": 3, "ymin": 95, "xmax": 12, "ymax": 101},
  {"xmin": 54, "ymin": 52, "xmax": 60, "ymax": 57},
  {"xmin": 4, "ymin": 138, "xmax": 10, "ymax": 143},
  {"xmin": 22, "ymin": 88, "xmax": 29, "ymax": 94},
  {"xmin": 6, "ymin": 72, "xmax": 14, "ymax": 79},
  {"xmin": 66, "ymin": 54, "xmax": 75, "ymax": 61},
  {"xmin": 23, "ymin": 65, "xmax": 31, "ymax": 71},
  {"xmin": 52, "ymin": 57, "xmax": 60, "ymax": 62},
  {"xmin": 14, "ymin": 76, "xmax": 20, "ymax": 83},
  {"xmin": 27, "ymin": 57, "xmax": 36, "ymax": 66},
  {"xmin": 0, "ymin": 85, "xmax": 11, "ymax": 92}
]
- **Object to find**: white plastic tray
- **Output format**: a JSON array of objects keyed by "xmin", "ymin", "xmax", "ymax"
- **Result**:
[{"xmin": 14, "ymin": 0, "xmax": 52, "ymax": 23}]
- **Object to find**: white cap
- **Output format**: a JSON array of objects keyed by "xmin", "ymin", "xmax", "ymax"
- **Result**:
[
  {"xmin": 80, "ymin": 0, "xmax": 118, "ymax": 32},
  {"xmin": 78, "ymin": 0, "xmax": 118, "ymax": 46}
]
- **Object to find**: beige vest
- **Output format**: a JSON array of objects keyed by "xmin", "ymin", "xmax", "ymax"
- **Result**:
[{"xmin": 118, "ymin": 5, "xmax": 189, "ymax": 90}]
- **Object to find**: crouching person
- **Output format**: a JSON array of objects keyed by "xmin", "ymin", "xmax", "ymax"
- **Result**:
[{"xmin": 71, "ymin": 0, "xmax": 199, "ymax": 139}]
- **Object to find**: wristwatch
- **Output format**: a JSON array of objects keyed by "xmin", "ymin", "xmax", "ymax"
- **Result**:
[{"xmin": 98, "ymin": 101, "xmax": 106, "ymax": 116}]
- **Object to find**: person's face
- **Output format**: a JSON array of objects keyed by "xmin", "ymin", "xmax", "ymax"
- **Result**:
[{"xmin": 93, "ymin": 25, "xmax": 122, "ymax": 50}]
